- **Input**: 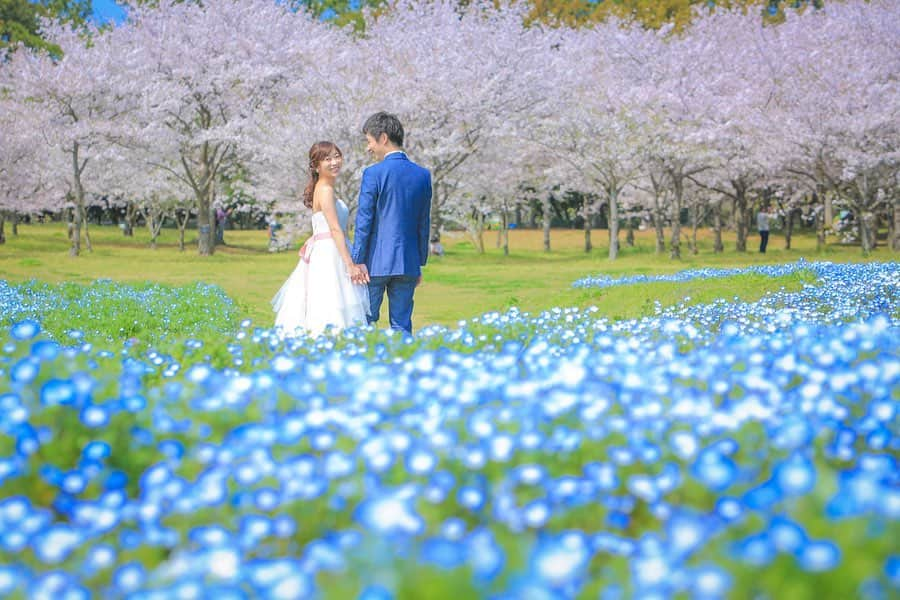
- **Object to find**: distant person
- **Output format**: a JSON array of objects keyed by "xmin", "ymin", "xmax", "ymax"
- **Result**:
[
  {"xmin": 757, "ymin": 204, "xmax": 775, "ymax": 253},
  {"xmin": 429, "ymin": 234, "xmax": 444, "ymax": 257},
  {"xmin": 215, "ymin": 206, "xmax": 231, "ymax": 246},
  {"xmin": 267, "ymin": 213, "xmax": 283, "ymax": 252}
]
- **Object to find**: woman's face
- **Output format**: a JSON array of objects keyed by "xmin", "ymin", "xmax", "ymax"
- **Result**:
[{"xmin": 318, "ymin": 151, "xmax": 343, "ymax": 178}]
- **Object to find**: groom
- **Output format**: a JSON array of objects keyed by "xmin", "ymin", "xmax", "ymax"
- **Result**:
[{"xmin": 350, "ymin": 112, "xmax": 432, "ymax": 334}]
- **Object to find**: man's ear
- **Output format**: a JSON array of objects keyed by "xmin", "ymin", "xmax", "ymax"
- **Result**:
[{"xmin": 379, "ymin": 132, "xmax": 390, "ymax": 146}]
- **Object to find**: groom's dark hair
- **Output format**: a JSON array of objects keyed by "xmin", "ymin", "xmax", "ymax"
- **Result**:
[{"xmin": 363, "ymin": 112, "xmax": 404, "ymax": 147}]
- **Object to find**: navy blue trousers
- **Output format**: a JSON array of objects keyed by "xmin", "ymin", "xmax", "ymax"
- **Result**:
[{"xmin": 367, "ymin": 275, "xmax": 418, "ymax": 334}]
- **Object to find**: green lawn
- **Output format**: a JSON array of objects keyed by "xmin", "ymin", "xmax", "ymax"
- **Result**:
[{"xmin": 1, "ymin": 222, "xmax": 891, "ymax": 328}]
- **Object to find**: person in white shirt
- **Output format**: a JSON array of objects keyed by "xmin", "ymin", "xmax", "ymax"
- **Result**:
[{"xmin": 757, "ymin": 204, "xmax": 774, "ymax": 253}]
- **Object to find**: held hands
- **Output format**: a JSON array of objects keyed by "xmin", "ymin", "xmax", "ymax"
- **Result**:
[{"xmin": 349, "ymin": 263, "xmax": 370, "ymax": 285}]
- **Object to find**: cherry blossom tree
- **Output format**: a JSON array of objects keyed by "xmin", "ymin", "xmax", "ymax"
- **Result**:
[
  {"xmin": 115, "ymin": 0, "xmax": 343, "ymax": 255},
  {"xmin": 679, "ymin": 8, "xmax": 779, "ymax": 253},
  {"xmin": 768, "ymin": 0, "xmax": 900, "ymax": 254},
  {"xmin": 0, "ymin": 79, "xmax": 59, "ymax": 242},
  {"xmin": 3, "ymin": 20, "xmax": 136, "ymax": 255},
  {"xmin": 537, "ymin": 20, "xmax": 659, "ymax": 258},
  {"xmin": 240, "ymin": 14, "xmax": 359, "ymax": 247},
  {"xmin": 359, "ymin": 0, "xmax": 560, "ymax": 246},
  {"xmin": 3, "ymin": 0, "xmax": 897, "ymax": 260}
]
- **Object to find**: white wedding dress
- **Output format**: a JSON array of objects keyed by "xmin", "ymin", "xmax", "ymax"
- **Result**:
[{"xmin": 271, "ymin": 199, "xmax": 369, "ymax": 337}]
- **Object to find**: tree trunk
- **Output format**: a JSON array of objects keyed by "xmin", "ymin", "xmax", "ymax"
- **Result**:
[
  {"xmin": 872, "ymin": 212, "xmax": 880, "ymax": 249},
  {"xmin": 626, "ymin": 218, "xmax": 635, "ymax": 247},
  {"xmin": 713, "ymin": 204, "xmax": 724, "ymax": 253},
  {"xmin": 0, "ymin": 215, "xmax": 5, "ymax": 244},
  {"xmin": 67, "ymin": 206, "xmax": 75, "ymax": 242},
  {"xmin": 816, "ymin": 203, "xmax": 826, "ymax": 251},
  {"xmin": 70, "ymin": 202, "xmax": 83, "ymax": 257},
  {"xmin": 542, "ymin": 196, "xmax": 551, "ymax": 252},
  {"xmin": 654, "ymin": 214, "xmax": 665, "ymax": 254},
  {"xmin": 651, "ymin": 182, "xmax": 666, "ymax": 254},
  {"xmin": 10, "ymin": 214, "xmax": 17, "ymax": 236},
  {"xmin": 82, "ymin": 212, "xmax": 93, "ymax": 252},
  {"xmin": 69, "ymin": 142, "xmax": 86, "ymax": 257},
  {"xmin": 501, "ymin": 208, "xmax": 509, "ymax": 256},
  {"xmin": 430, "ymin": 199, "xmax": 443, "ymax": 244},
  {"xmin": 689, "ymin": 204, "xmax": 699, "ymax": 256},
  {"xmin": 467, "ymin": 210, "xmax": 486, "ymax": 254},
  {"xmin": 187, "ymin": 140, "xmax": 221, "ymax": 256},
  {"xmin": 176, "ymin": 210, "xmax": 189, "ymax": 252},
  {"xmin": 669, "ymin": 175, "xmax": 683, "ymax": 260},
  {"xmin": 824, "ymin": 192, "xmax": 834, "ymax": 229},
  {"xmin": 784, "ymin": 208, "xmax": 795, "ymax": 250},
  {"xmin": 197, "ymin": 184, "xmax": 213, "ymax": 256},
  {"xmin": 734, "ymin": 182, "xmax": 749, "ymax": 252},
  {"xmin": 123, "ymin": 201, "xmax": 138, "ymax": 236},
  {"xmin": 891, "ymin": 194, "xmax": 900, "ymax": 251},
  {"xmin": 208, "ymin": 199, "xmax": 218, "ymax": 254},
  {"xmin": 144, "ymin": 206, "xmax": 165, "ymax": 250},
  {"xmin": 582, "ymin": 195, "xmax": 593, "ymax": 253},
  {"xmin": 473, "ymin": 230, "xmax": 484, "ymax": 254},
  {"xmin": 859, "ymin": 210, "xmax": 875, "ymax": 255},
  {"xmin": 428, "ymin": 183, "xmax": 451, "ymax": 246},
  {"xmin": 608, "ymin": 190, "xmax": 619, "ymax": 260}
]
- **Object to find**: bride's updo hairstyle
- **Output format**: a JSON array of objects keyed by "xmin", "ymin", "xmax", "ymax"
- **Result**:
[{"xmin": 302, "ymin": 141, "xmax": 343, "ymax": 209}]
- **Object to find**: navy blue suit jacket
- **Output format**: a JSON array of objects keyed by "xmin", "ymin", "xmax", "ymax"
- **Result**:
[{"xmin": 351, "ymin": 152, "xmax": 432, "ymax": 277}]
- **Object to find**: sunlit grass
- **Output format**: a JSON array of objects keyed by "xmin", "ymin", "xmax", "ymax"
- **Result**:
[{"xmin": 1, "ymin": 222, "xmax": 890, "ymax": 329}]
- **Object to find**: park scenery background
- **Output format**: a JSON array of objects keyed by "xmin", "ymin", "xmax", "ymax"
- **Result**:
[{"xmin": 1, "ymin": 0, "xmax": 899, "ymax": 599}]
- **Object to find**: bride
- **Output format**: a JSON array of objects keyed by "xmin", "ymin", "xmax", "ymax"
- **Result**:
[{"xmin": 272, "ymin": 141, "xmax": 370, "ymax": 337}]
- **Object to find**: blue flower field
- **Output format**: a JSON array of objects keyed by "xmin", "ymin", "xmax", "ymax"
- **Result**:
[{"xmin": 0, "ymin": 260, "xmax": 897, "ymax": 599}]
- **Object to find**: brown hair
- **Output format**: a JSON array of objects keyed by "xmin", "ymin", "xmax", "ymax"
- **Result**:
[{"xmin": 302, "ymin": 141, "xmax": 343, "ymax": 209}]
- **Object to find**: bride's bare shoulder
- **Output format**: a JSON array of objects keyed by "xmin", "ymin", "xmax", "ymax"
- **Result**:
[{"xmin": 314, "ymin": 182, "xmax": 335, "ymax": 198}]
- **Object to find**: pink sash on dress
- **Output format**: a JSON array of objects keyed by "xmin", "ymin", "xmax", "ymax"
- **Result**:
[{"xmin": 299, "ymin": 232, "xmax": 333, "ymax": 263}]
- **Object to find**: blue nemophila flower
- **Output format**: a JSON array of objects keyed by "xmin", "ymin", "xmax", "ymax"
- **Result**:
[
  {"xmin": 768, "ymin": 516, "xmax": 807, "ymax": 553},
  {"xmin": 358, "ymin": 585, "xmax": 393, "ymax": 600},
  {"xmin": 354, "ymin": 487, "xmax": 425, "ymax": 537},
  {"xmin": 10, "ymin": 319, "xmax": 40, "ymax": 341},
  {"xmin": 530, "ymin": 531, "xmax": 591, "ymax": 589},
  {"xmin": 773, "ymin": 454, "xmax": 816, "ymax": 496},
  {"xmin": 0, "ymin": 458, "xmax": 21, "ymax": 486},
  {"xmin": 0, "ymin": 392, "xmax": 27, "ymax": 426},
  {"xmin": 691, "ymin": 448, "xmax": 737, "ymax": 492},
  {"xmin": 80, "ymin": 403, "xmax": 110, "ymax": 427},
  {"xmin": 690, "ymin": 564, "xmax": 732, "ymax": 598},
  {"xmin": 884, "ymin": 556, "xmax": 900, "ymax": 588},
  {"xmin": 420, "ymin": 536, "xmax": 466, "ymax": 569},
  {"xmin": 796, "ymin": 540, "xmax": 842, "ymax": 572},
  {"xmin": 188, "ymin": 524, "xmax": 234, "ymax": 549},
  {"xmin": 770, "ymin": 415, "xmax": 814, "ymax": 450},
  {"xmin": 665, "ymin": 511, "xmax": 710, "ymax": 559},
  {"xmin": 83, "ymin": 544, "xmax": 117, "ymax": 573},
  {"xmin": 0, "ymin": 565, "xmax": 25, "ymax": 596},
  {"xmin": 10, "ymin": 357, "xmax": 39, "ymax": 385},
  {"xmin": 0, "ymin": 261, "xmax": 897, "ymax": 595},
  {"xmin": 28, "ymin": 572, "xmax": 89, "ymax": 599},
  {"xmin": 457, "ymin": 484, "xmax": 487, "ymax": 511},
  {"xmin": 732, "ymin": 533, "xmax": 776, "ymax": 566},
  {"xmin": 743, "ymin": 480, "xmax": 782, "ymax": 511},
  {"xmin": 112, "ymin": 562, "xmax": 146, "ymax": 593},
  {"xmin": 32, "ymin": 525, "xmax": 81, "ymax": 564}
]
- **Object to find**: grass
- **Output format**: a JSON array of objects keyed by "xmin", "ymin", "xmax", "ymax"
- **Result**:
[{"xmin": 0, "ymin": 222, "xmax": 892, "ymax": 330}]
